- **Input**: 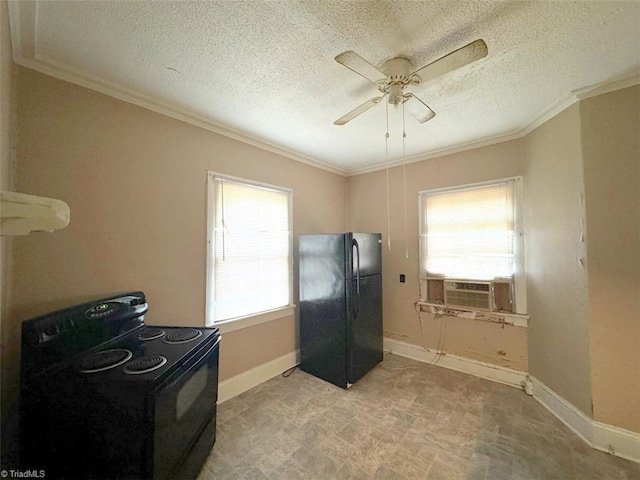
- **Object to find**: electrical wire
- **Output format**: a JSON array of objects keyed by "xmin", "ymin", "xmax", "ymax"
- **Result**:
[
  {"xmin": 281, "ymin": 365, "xmax": 297, "ymax": 377},
  {"xmin": 433, "ymin": 313, "xmax": 448, "ymax": 365}
]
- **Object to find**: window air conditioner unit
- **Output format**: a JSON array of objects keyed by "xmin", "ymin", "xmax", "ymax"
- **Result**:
[{"xmin": 444, "ymin": 280, "xmax": 493, "ymax": 311}]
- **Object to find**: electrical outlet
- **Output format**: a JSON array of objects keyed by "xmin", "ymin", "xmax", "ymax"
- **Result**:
[{"xmin": 399, "ymin": 274, "xmax": 405, "ymax": 283}]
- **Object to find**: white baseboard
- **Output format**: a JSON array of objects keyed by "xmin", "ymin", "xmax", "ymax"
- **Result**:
[
  {"xmin": 217, "ymin": 350, "xmax": 299, "ymax": 404},
  {"xmin": 529, "ymin": 376, "xmax": 593, "ymax": 443},
  {"xmin": 383, "ymin": 337, "xmax": 527, "ymax": 389},
  {"xmin": 530, "ymin": 376, "xmax": 640, "ymax": 464},
  {"xmin": 384, "ymin": 337, "xmax": 639, "ymax": 464}
]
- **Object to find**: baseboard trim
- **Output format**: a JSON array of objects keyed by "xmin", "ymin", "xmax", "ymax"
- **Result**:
[
  {"xmin": 217, "ymin": 350, "xmax": 299, "ymax": 404},
  {"xmin": 530, "ymin": 376, "xmax": 640, "ymax": 464},
  {"xmin": 383, "ymin": 337, "xmax": 527, "ymax": 389},
  {"xmin": 529, "ymin": 376, "xmax": 593, "ymax": 443}
]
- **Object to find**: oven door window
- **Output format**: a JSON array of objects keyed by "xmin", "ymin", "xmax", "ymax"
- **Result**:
[{"xmin": 153, "ymin": 340, "xmax": 220, "ymax": 480}]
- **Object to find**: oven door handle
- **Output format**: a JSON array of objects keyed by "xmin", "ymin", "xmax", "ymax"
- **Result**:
[{"xmin": 164, "ymin": 335, "xmax": 221, "ymax": 390}]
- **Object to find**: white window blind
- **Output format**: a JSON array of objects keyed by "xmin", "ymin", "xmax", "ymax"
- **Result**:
[
  {"xmin": 420, "ymin": 179, "xmax": 518, "ymax": 280},
  {"xmin": 208, "ymin": 174, "xmax": 292, "ymax": 323}
]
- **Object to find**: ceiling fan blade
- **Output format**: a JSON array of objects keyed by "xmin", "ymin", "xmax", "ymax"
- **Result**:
[
  {"xmin": 334, "ymin": 96, "xmax": 384, "ymax": 125},
  {"xmin": 403, "ymin": 94, "xmax": 436, "ymax": 124},
  {"xmin": 335, "ymin": 51, "xmax": 387, "ymax": 84},
  {"xmin": 411, "ymin": 39, "xmax": 488, "ymax": 84}
]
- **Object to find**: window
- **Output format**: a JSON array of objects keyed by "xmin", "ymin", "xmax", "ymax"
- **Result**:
[
  {"xmin": 206, "ymin": 173, "xmax": 293, "ymax": 326},
  {"xmin": 418, "ymin": 177, "xmax": 525, "ymax": 313}
]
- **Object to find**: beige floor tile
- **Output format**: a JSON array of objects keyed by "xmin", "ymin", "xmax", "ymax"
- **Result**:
[{"xmin": 201, "ymin": 354, "xmax": 638, "ymax": 480}]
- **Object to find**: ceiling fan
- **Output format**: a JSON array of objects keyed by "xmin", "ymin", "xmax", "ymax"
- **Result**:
[{"xmin": 334, "ymin": 39, "xmax": 488, "ymax": 126}]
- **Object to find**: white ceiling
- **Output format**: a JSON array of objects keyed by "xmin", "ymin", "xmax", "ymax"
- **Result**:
[{"xmin": 8, "ymin": 1, "xmax": 640, "ymax": 175}]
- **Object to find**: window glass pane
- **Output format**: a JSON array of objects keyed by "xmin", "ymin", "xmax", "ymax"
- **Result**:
[
  {"xmin": 421, "ymin": 181, "xmax": 515, "ymax": 280},
  {"xmin": 210, "ymin": 176, "xmax": 291, "ymax": 322}
]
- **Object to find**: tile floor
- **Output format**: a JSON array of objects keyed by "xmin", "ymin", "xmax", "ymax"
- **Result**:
[{"xmin": 197, "ymin": 354, "xmax": 640, "ymax": 480}]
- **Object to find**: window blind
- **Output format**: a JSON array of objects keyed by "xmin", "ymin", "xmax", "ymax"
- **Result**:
[
  {"xmin": 211, "ymin": 176, "xmax": 291, "ymax": 322},
  {"xmin": 420, "ymin": 181, "xmax": 516, "ymax": 280}
]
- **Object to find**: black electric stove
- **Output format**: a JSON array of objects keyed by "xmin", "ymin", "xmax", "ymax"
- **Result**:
[{"xmin": 19, "ymin": 292, "xmax": 221, "ymax": 480}]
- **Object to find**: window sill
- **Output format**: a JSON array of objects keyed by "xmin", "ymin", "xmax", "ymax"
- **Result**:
[
  {"xmin": 416, "ymin": 302, "xmax": 529, "ymax": 327},
  {"xmin": 212, "ymin": 305, "xmax": 297, "ymax": 334}
]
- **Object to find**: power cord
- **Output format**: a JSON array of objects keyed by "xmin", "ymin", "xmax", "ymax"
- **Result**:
[{"xmin": 281, "ymin": 365, "xmax": 297, "ymax": 377}]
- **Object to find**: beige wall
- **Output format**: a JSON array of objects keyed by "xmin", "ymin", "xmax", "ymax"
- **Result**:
[
  {"xmin": 524, "ymin": 103, "xmax": 593, "ymax": 416},
  {"xmin": 347, "ymin": 140, "xmax": 528, "ymax": 371},
  {"xmin": 525, "ymin": 104, "xmax": 591, "ymax": 416},
  {"xmin": 4, "ymin": 67, "xmax": 346, "ymax": 415},
  {"xmin": 1, "ymin": 0, "xmax": 15, "ymax": 423},
  {"xmin": 581, "ymin": 86, "xmax": 640, "ymax": 432},
  {"xmin": 523, "ymin": 89, "xmax": 640, "ymax": 433}
]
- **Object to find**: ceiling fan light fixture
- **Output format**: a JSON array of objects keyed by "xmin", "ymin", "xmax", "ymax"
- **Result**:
[{"xmin": 387, "ymin": 84, "xmax": 404, "ymax": 105}]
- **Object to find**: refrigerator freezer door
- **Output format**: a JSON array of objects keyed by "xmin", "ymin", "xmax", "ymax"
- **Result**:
[
  {"xmin": 299, "ymin": 234, "xmax": 348, "ymax": 388},
  {"xmin": 348, "ymin": 273, "xmax": 383, "ymax": 384},
  {"xmin": 351, "ymin": 233, "xmax": 382, "ymax": 277}
]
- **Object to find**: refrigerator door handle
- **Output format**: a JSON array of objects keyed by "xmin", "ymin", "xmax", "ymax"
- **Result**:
[
  {"xmin": 353, "ymin": 238, "xmax": 361, "ymax": 294},
  {"xmin": 352, "ymin": 238, "xmax": 361, "ymax": 320}
]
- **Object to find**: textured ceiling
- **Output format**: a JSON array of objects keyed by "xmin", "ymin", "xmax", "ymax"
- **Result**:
[{"xmin": 8, "ymin": 1, "xmax": 640, "ymax": 174}]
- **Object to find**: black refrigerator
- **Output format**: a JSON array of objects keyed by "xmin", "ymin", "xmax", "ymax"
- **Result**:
[{"xmin": 299, "ymin": 233, "xmax": 383, "ymax": 388}]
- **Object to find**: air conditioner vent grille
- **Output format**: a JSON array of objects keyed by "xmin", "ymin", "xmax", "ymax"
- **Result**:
[
  {"xmin": 450, "ymin": 282, "xmax": 490, "ymax": 292},
  {"xmin": 444, "ymin": 280, "xmax": 492, "ymax": 310}
]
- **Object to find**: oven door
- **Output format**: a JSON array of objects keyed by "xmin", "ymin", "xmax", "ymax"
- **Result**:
[{"xmin": 152, "ymin": 335, "xmax": 221, "ymax": 480}]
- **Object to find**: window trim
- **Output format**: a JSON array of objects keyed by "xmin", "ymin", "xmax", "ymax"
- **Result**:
[
  {"xmin": 418, "ymin": 176, "xmax": 526, "ymax": 314},
  {"xmin": 205, "ymin": 171, "xmax": 294, "ymax": 327},
  {"xmin": 214, "ymin": 305, "xmax": 297, "ymax": 334}
]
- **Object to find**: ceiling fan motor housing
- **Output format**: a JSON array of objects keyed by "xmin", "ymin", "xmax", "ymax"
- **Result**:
[{"xmin": 378, "ymin": 57, "xmax": 416, "ymax": 104}]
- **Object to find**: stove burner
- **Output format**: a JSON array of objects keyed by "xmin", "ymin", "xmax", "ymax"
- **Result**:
[
  {"xmin": 163, "ymin": 328, "xmax": 202, "ymax": 344},
  {"xmin": 79, "ymin": 349, "xmax": 133, "ymax": 373},
  {"xmin": 123, "ymin": 355, "xmax": 167, "ymax": 375},
  {"xmin": 138, "ymin": 328, "xmax": 165, "ymax": 341}
]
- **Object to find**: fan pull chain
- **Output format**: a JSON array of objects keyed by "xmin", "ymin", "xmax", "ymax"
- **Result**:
[
  {"xmin": 400, "ymin": 99, "xmax": 408, "ymax": 259},
  {"xmin": 386, "ymin": 167, "xmax": 391, "ymax": 251},
  {"xmin": 385, "ymin": 96, "xmax": 390, "ymax": 162},
  {"xmin": 385, "ymin": 98, "xmax": 391, "ymax": 251},
  {"xmin": 403, "ymin": 164, "xmax": 408, "ymax": 259},
  {"xmin": 402, "ymin": 100, "xmax": 407, "ymax": 157}
]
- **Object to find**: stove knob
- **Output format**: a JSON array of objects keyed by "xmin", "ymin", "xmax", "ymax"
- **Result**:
[
  {"xmin": 45, "ymin": 324, "xmax": 58, "ymax": 335},
  {"xmin": 40, "ymin": 324, "xmax": 60, "ymax": 341}
]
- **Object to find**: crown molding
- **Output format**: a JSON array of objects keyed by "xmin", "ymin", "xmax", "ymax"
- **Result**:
[
  {"xmin": 573, "ymin": 73, "xmax": 640, "ymax": 101},
  {"xmin": 347, "ymin": 129, "xmax": 526, "ymax": 176},
  {"xmin": 17, "ymin": 55, "xmax": 349, "ymax": 177},
  {"xmin": 347, "ymin": 89, "xmax": 579, "ymax": 176},
  {"xmin": 8, "ymin": 1, "xmax": 639, "ymax": 179},
  {"xmin": 346, "ymin": 73, "xmax": 640, "ymax": 176},
  {"xmin": 7, "ymin": 2, "xmax": 347, "ymax": 177}
]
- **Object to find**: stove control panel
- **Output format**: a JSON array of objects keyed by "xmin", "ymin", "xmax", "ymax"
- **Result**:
[
  {"xmin": 23, "ymin": 292, "xmax": 148, "ymax": 346},
  {"xmin": 86, "ymin": 302, "xmax": 122, "ymax": 319}
]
